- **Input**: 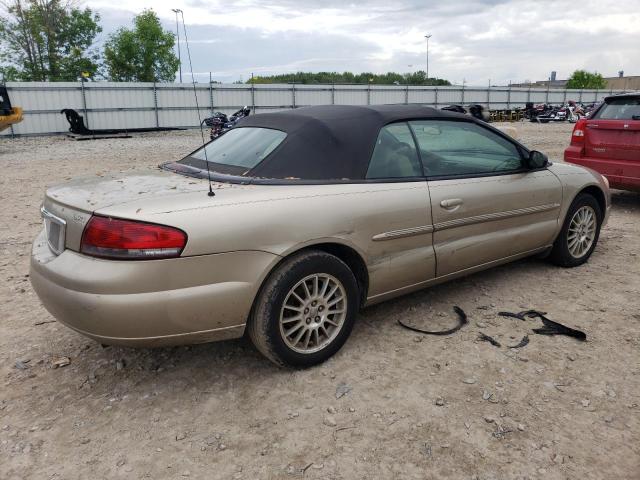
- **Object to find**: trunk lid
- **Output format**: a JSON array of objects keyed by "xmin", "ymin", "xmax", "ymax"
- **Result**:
[{"xmin": 41, "ymin": 170, "xmax": 212, "ymax": 253}]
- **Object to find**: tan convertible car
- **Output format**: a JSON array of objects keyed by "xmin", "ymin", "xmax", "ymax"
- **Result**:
[{"xmin": 31, "ymin": 105, "xmax": 610, "ymax": 366}]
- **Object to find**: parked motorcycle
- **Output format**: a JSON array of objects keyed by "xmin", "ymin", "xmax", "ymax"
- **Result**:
[
  {"xmin": 568, "ymin": 101, "xmax": 585, "ymax": 119},
  {"xmin": 526, "ymin": 103, "xmax": 555, "ymax": 121},
  {"xmin": 203, "ymin": 106, "xmax": 251, "ymax": 140},
  {"xmin": 441, "ymin": 104, "xmax": 466, "ymax": 114},
  {"xmin": 582, "ymin": 102, "xmax": 601, "ymax": 117},
  {"xmin": 535, "ymin": 106, "xmax": 562, "ymax": 123},
  {"xmin": 441, "ymin": 104, "xmax": 490, "ymax": 122},
  {"xmin": 468, "ymin": 104, "xmax": 490, "ymax": 122},
  {"xmin": 535, "ymin": 102, "xmax": 581, "ymax": 123}
]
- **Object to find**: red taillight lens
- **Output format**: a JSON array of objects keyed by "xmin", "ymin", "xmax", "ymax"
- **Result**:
[
  {"xmin": 570, "ymin": 119, "xmax": 587, "ymax": 144},
  {"xmin": 80, "ymin": 216, "xmax": 187, "ymax": 260}
]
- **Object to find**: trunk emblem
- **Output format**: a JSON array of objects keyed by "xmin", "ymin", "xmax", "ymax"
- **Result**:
[{"xmin": 624, "ymin": 124, "xmax": 629, "ymax": 129}]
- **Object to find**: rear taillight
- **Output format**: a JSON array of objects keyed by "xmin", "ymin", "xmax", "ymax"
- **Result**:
[
  {"xmin": 80, "ymin": 216, "xmax": 187, "ymax": 260},
  {"xmin": 570, "ymin": 119, "xmax": 587, "ymax": 144}
]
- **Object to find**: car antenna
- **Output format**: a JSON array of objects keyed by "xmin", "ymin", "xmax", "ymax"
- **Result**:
[{"xmin": 180, "ymin": 11, "xmax": 215, "ymax": 197}]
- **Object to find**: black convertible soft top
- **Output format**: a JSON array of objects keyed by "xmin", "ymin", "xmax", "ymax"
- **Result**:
[{"xmin": 235, "ymin": 105, "xmax": 465, "ymax": 180}]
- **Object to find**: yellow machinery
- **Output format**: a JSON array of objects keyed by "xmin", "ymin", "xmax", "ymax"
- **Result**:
[{"xmin": 0, "ymin": 86, "xmax": 23, "ymax": 133}]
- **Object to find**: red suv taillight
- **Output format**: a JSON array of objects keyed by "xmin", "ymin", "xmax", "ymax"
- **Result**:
[
  {"xmin": 570, "ymin": 118, "xmax": 587, "ymax": 145},
  {"xmin": 80, "ymin": 216, "xmax": 187, "ymax": 260}
]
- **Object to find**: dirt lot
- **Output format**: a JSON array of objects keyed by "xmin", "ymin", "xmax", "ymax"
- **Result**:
[{"xmin": 1, "ymin": 122, "xmax": 639, "ymax": 480}]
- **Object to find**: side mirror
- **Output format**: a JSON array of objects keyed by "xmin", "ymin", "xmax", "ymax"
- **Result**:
[{"xmin": 527, "ymin": 150, "xmax": 548, "ymax": 169}]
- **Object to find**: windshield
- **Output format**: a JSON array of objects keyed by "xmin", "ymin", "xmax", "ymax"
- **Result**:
[
  {"xmin": 178, "ymin": 127, "xmax": 287, "ymax": 176},
  {"xmin": 594, "ymin": 97, "xmax": 640, "ymax": 120}
]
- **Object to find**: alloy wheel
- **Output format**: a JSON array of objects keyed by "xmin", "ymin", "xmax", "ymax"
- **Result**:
[
  {"xmin": 279, "ymin": 273, "xmax": 347, "ymax": 354},
  {"xmin": 567, "ymin": 205, "xmax": 597, "ymax": 259}
]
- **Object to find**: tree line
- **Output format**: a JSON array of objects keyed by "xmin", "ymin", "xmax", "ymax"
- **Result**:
[{"xmin": 249, "ymin": 71, "xmax": 451, "ymax": 86}]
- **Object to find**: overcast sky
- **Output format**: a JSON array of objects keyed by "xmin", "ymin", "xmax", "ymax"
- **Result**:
[{"xmin": 86, "ymin": 0, "xmax": 640, "ymax": 85}]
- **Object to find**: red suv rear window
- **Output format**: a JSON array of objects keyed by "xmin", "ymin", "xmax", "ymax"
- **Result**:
[{"xmin": 594, "ymin": 97, "xmax": 640, "ymax": 120}]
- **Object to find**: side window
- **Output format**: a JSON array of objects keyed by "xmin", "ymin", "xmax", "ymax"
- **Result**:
[
  {"xmin": 409, "ymin": 120, "xmax": 524, "ymax": 177},
  {"xmin": 366, "ymin": 123, "xmax": 423, "ymax": 179}
]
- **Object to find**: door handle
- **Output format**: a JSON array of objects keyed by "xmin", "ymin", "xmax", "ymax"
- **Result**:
[{"xmin": 440, "ymin": 198, "xmax": 463, "ymax": 209}]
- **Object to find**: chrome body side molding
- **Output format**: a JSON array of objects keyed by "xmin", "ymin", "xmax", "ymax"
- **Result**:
[{"xmin": 372, "ymin": 225, "xmax": 434, "ymax": 241}]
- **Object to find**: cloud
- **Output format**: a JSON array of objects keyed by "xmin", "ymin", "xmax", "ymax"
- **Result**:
[{"xmin": 87, "ymin": 0, "xmax": 640, "ymax": 84}]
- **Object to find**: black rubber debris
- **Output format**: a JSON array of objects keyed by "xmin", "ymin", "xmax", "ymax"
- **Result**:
[
  {"xmin": 477, "ymin": 332, "xmax": 501, "ymax": 347},
  {"xmin": 61, "ymin": 108, "xmax": 182, "ymax": 136},
  {"xmin": 532, "ymin": 317, "xmax": 587, "ymax": 341},
  {"xmin": 499, "ymin": 310, "xmax": 586, "ymax": 341},
  {"xmin": 498, "ymin": 310, "xmax": 547, "ymax": 320},
  {"xmin": 398, "ymin": 306, "xmax": 468, "ymax": 335},
  {"xmin": 508, "ymin": 335, "xmax": 530, "ymax": 349}
]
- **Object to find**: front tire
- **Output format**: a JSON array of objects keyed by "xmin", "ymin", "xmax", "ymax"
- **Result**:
[
  {"xmin": 550, "ymin": 193, "xmax": 602, "ymax": 267},
  {"xmin": 248, "ymin": 250, "xmax": 360, "ymax": 367}
]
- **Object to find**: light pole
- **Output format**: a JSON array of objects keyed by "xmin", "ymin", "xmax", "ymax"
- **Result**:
[
  {"xmin": 172, "ymin": 8, "xmax": 182, "ymax": 83},
  {"xmin": 424, "ymin": 34, "xmax": 432, "ymax": 82}
]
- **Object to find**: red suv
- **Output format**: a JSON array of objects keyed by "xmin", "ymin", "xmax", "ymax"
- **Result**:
[{"xmin": 565, "ymin": 93, "xmax": 640, "ymax": 191}]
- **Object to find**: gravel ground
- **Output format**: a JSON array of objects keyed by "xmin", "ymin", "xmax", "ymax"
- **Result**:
[{"xmin": 1, "ymin": 122, "xmax": 639, "ymax": 480}]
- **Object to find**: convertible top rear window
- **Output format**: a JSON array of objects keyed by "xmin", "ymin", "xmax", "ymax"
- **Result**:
[{"xmin": 179, "ymin": 127, "xmax": 287, "ymax": 176}]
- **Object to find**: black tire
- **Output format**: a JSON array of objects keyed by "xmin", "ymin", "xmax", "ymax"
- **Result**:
[
  {"xmin": 247, "ymin": 250, "xmax": 360, "ymax": 367},
  {"xmin": 550, "ymin": 193, "xmax": 602, "ymax": 267}
]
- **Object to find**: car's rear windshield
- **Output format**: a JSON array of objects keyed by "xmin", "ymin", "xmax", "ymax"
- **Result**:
[
  {"xmin": 178, "ymin": 127, "xmax": 287, "ymax": 176},
  {"xmin": 593, "ymin": 97, "xmax": 640, "ymax": 120}
]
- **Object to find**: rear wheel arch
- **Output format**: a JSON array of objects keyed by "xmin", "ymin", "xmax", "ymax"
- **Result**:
[
  {"xmin": 245, "ymin": 242, "xmax": 369, "ymax": 339},
  {"xmin": 252, "ymin": 242, "xmax": 369, "ymax": 311},
  {"xmin": 306, "ymin": 243, "xmax": 369, "ymax": 305}
]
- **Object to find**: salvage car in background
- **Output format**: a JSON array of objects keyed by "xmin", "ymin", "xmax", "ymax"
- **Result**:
[
  {"xmin": 31, "ymin": 105, "xmax": 610, "ymax": 367},
  {"xmin": 565, "ymin": 92, "xmax": 640, "ymax": 191}
]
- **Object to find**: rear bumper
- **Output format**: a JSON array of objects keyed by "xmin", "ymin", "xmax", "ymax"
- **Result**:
[
  {"xmin": 30, "ymin": 230, "xmax": 278, "ymax": 347},
  {"xmin": 564, "ymin": 147, "xmax": 640, "ymax": 192}
]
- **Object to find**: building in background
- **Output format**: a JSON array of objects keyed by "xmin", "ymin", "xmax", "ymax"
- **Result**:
[
  {"xmin": 512, "ymin": 71, "xmax": 639, "ymax": 90},
  {"xmin": 511, "ymin": 78, "xmax": 567, "ymax": 88},
  {"xmin": 604, "ymin": 72, "xmax": 640, "ymax": 90}
]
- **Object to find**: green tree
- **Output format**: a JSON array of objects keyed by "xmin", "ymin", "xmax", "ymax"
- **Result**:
[
  {"xmin": 104, "ymin": 9, "xmax": 179, "ymax": 82},
  {"xmin": 0, "ymin": 0, "xmax": 102, "ymax": 81},
  {"xmin": 248, "ymin": 70, "xmax": 451, "ymax": 86},
  {"xmin": 566, "ymin": 70, "xmax": 606, "ymax": 89}
]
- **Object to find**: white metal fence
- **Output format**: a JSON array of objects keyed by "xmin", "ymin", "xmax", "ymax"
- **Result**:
[{"xmin": 1, "ymin": 81, "xmax": 631, "ymax": 136}]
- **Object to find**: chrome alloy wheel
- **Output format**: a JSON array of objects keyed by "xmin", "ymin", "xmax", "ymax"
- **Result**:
[
  {"xmin": 567, "ymin": 205, "xmax": 597, "ymax": 259},
  {"xmin": 279, "ymin": 273, "xmax": 348, "ymax": 354}
]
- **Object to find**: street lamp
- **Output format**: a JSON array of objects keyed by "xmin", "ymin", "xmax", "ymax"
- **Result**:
[
  {"xmin": 424, "ymin": 34, "xmax": 432, "ymax": 82},
  {"xmin": 172, "ymin": 8, "xmax": 183, "ymax": 83}
]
